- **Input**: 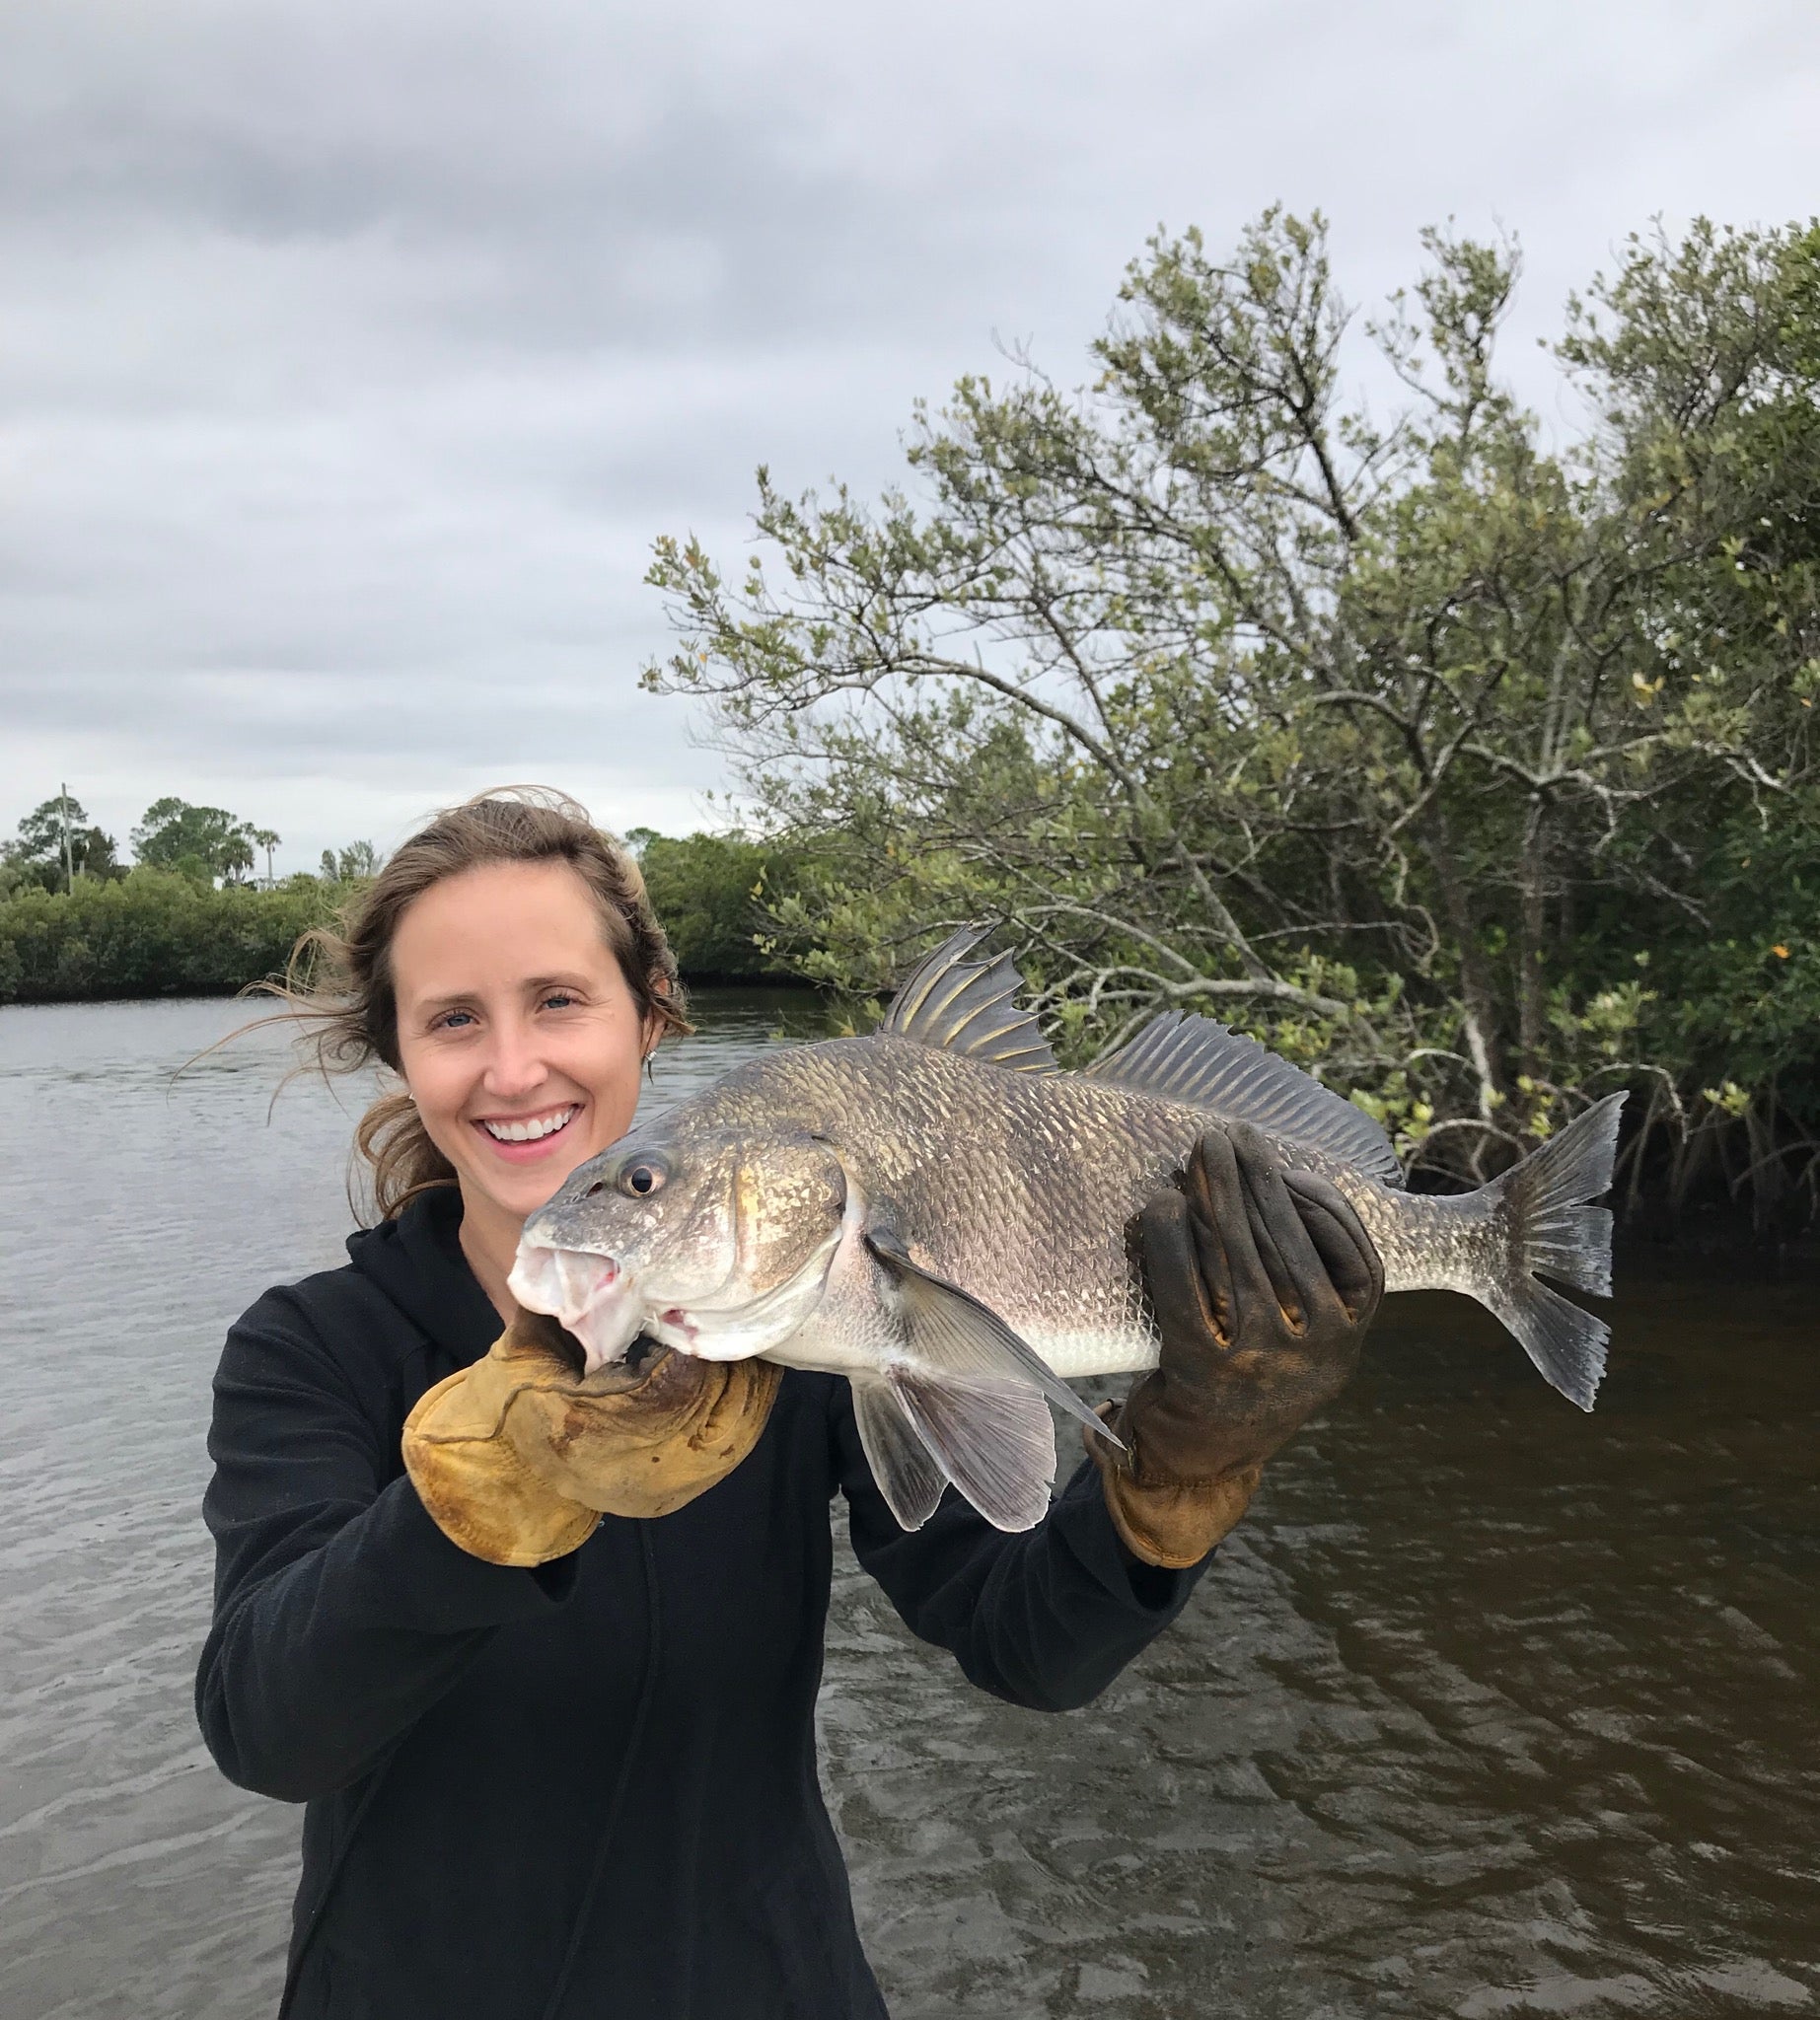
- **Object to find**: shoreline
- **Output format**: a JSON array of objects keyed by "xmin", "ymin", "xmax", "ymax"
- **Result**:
[{"xmin": 7, "ymin": 992, "xmax": 1810, "ymax": 1265}]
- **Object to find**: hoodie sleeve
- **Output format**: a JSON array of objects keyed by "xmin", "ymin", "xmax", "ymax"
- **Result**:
[
  {"xmin": 195, "ymin": 1286, "xmax": 579, "ymax": 1802},
  {"xmin": 834, "ymin": 1385, "xmax": 1209, "ymax": 1713}
]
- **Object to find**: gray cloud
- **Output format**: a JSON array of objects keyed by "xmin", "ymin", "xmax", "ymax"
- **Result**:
[{"xmin": 1, "ymin": 0, "xmax": 1816, "ymax": 866}]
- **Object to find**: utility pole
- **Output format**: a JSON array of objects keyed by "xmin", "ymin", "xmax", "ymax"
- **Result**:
[{"xmin": 58, "ymin": 781, "xmax": 74, "ymax": 893}]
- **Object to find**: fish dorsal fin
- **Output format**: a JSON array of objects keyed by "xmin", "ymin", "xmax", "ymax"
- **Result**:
[
  {"xmin": 879, "ymin": 928, "xmax": 1056, "ymax": 1074},
  {"xmin": 1085, "ymin": 1010, "xmax": 1404, "ymax": 1187}
]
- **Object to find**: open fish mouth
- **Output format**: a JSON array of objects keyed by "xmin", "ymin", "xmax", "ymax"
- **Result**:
[{"xmin": 508, "ymin": 1243, "xmax": 641, "ymax": 1372}]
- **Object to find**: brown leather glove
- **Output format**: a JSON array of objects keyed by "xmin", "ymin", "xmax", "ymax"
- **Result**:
[
  {"xmin": 1088, "ymin": 1120, "xmax": 1384, "ymax": 1569},
  {"xmin": 402, "ymin": 1310, "xmax": 782, "ymax": 1568}
]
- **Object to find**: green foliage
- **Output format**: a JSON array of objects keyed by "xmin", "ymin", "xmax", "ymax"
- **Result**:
[
  {"xmin": 0, "ymin": 869, "xmax": 338, "ymax": 1004},
  {"xmin": 131, "ymin": 797, "xmax": 258, "ymax": 883},
  {"xmin": 320, "ymin": 841, "xmax": 381, "ymax": 883},
  {"xmin": 626, "ymin": 829, "xmax": 798, "ymax": 977},
  {"xmin": 0, "ymin": 829, "xmax": 795, "ymax": 1002},
  {"xmin": 647, "ymin": 210, "xmax": 1820, "ymax": 1218},
  {"xmin": 248, "ymin": 827, "xmax": 283, "ymax": 884},
  {"xmin": 2, "ymin": 796, "xmax": 124, "ymax": 891}
]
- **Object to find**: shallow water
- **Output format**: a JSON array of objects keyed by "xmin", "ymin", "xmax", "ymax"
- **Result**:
[{"xmin": 0, "ymin": 995, "xmax": 1814, "ymax": 2018}]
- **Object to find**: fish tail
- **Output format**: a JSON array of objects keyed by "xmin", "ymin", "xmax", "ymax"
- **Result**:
[{"xmin": 1469, "ymin": 1091, "xmax": 1627, "ymax": 1411}]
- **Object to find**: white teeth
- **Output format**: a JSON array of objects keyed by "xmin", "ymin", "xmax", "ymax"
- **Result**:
[{"xmin": 480, "ymin": 1105, "xmax": 576, "ymax": 1143}]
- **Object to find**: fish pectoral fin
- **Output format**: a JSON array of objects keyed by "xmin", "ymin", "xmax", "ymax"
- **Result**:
[
  {"xmin": 850, "ymin": 1380, "xmax": 948, "ymax": 1532},
  {"xmin": 862, "ymin": 1226, "xmax": 1109, "ymax": 1441},
  {"xmin": 860, "ymin": 1225, "xmax": 1114, "ymax": 1533},
  {"xmin": 888, "ymin": 1367, "xmax": 1056, "ymax": 1533}
]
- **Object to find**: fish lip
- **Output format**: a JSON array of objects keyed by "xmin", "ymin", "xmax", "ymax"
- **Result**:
[{"xmin": 508, "ymin": 1241, "xmax": 642, "ymax": 1373}]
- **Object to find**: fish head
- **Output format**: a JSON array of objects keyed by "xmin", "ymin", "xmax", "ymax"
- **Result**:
[{"xmin": 510, "ymin": 1119, "xmax": 849, "ymax": 1373}]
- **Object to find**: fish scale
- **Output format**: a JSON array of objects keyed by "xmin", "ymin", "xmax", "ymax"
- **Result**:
[{"xmin": 708, "ymin": 1039, "xmax": 1185, "ymax": 1374}]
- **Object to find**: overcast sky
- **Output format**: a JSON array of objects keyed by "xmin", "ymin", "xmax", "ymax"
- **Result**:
[{"xmin": 3, "ymin": 0, "xmax": 1816, "ymax": 873}]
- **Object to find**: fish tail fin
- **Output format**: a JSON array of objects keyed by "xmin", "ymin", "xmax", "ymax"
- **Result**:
[{"xmin": 1471, "ymin": 1091, "xmax": 1627, "ymax": 1411}]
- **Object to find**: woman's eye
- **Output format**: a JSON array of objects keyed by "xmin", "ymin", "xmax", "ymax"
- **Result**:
[
  {"xmin": 541, "ymin": 991, "xmax": 577, "ymax": 1011},
  {"xmin": 434, "ymin": 1009, "xmax": 475, "ymax": 1032},
  {"xmin": 622, "ymin": 1164, "xmax": 664, "ymax": 1196}
]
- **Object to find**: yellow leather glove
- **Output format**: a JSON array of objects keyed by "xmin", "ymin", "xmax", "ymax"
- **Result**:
[{"xmin": 402, "ymin": 1310, "xmax": 782, "ymax": 1567}]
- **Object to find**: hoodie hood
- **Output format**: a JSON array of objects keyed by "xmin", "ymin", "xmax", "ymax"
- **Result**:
[{"xmin": 346, "ymin": 1187, "xmax": 503, "ymax": 1369}]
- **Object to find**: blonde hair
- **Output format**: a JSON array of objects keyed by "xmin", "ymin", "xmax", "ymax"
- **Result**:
[{"xmin": 263, "ymin": 787, "xmax": 690, "ymax": 1221}]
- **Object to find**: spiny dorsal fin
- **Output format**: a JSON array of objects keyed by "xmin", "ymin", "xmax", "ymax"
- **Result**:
[
  {"xmin": 1085, "ymin": 1009, "xmax": 1404, "ymax": 1187},
  {"xmin": 879, "ymin": 928, "xmax": 1056, "ymax": 1074}
]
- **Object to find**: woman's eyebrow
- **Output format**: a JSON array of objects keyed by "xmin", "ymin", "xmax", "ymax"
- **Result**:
[{"xmin": 408, "ymin": 974, "xmax": 594, "ymax": 1016}]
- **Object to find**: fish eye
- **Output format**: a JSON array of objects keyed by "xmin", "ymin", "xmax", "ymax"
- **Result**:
[{"xmin": 620, "ymin": 1160, "xmax": 666, "ymax": 1198}]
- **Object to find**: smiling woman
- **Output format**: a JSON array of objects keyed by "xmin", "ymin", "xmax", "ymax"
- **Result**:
[
  {"xmin": 386, "ymin": 856, "xmax": 661, "ymax": 1313},
  {"xmin": 191, "ymin": 785, "xmax": 1374, "ymax": 2020},
  {"xmin": 263, "ymin": 788, "xmax": 690, "ymax": 1240},
  {"xmin": 193, "ymin": 790, "xmax": 821, "ymax": 2014}
]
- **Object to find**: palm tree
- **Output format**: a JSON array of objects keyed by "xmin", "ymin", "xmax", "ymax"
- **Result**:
[
  {"xmin": 220, "ymin": 830, "xmax": 256, "ymax": 885},
  {"xmin": 250, "ymin": 828, "xmax": 281, "ymax": 887}
]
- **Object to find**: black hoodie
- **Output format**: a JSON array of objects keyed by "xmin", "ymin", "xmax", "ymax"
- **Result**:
[{"xmin": 196, "ymin": 1188, "xmax": 1208, "ymax": 2020}]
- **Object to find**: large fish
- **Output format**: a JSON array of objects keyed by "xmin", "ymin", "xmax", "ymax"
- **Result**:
[{"xmin": 510, "ymin": 931, "xmax": 1625, "ymax": 1534}]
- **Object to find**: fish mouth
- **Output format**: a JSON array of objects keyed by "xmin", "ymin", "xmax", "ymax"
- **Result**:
[
  {"xmin": 508, "ymin": 1242, "xmax": 641, "ymax": 1373},
  {"xmin": 509, "ymin": 1222, "xmax": 846, "ymax": 1374}
]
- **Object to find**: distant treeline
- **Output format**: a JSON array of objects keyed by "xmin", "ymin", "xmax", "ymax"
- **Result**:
[
  {"xmin": 0, "ymin": 834, "xmax": 796, "ymax": 1005},
  {"xmin": 0, "ymin": 791, "xmax": 314, "ymax": 893},
  {"xmin": 0, "ymin": 871, "xmax": 333, "ymax": 1004}
]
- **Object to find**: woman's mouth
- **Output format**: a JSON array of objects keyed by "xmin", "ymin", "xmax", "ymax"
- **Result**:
[{"xmin": 472, "ymin": 1103, "xmax": 581, "ymax": 1162}]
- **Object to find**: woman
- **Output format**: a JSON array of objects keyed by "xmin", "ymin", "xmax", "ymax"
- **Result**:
[{"xmin": 197, "ymin": 789, "xmax": 1381, "ymax": 2020}]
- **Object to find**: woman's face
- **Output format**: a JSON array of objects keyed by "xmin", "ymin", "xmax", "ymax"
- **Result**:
[{"xmin": 390, "ymin": 859, "xmax": 654, "ymax": 1231}]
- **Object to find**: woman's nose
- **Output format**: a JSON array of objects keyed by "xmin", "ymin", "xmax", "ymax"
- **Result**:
[{"xmin": 480, "ymin": 1020, "xmax": 547, "ymax": 1099}]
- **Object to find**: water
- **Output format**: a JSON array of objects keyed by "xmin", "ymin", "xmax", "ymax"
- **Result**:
[{"xmin": 0, "ymin": 996, "xmax": 1814, "ymax": 2019}]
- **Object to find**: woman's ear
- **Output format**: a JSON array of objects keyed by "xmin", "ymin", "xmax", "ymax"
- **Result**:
[{"xmin": 642, "ymin": 976, "xmax": 669, "ymax": 1060}]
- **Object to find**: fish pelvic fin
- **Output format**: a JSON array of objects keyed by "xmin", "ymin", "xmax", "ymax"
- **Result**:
[
  {"xmin": 863, "ymin": 1227, "xmax": 1107, "ymax": 1440},
  {"xmin": 889, "ymin": 1368, "xmax": 1056, "ymax": 1533},
  {"xmin": 1474, "ymin": 1091, "xmax": 1628, "ymax": 1412},
  {"xmin": 850, "ymin": 1380, "xmax": 948, "ymax": 1530}
]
